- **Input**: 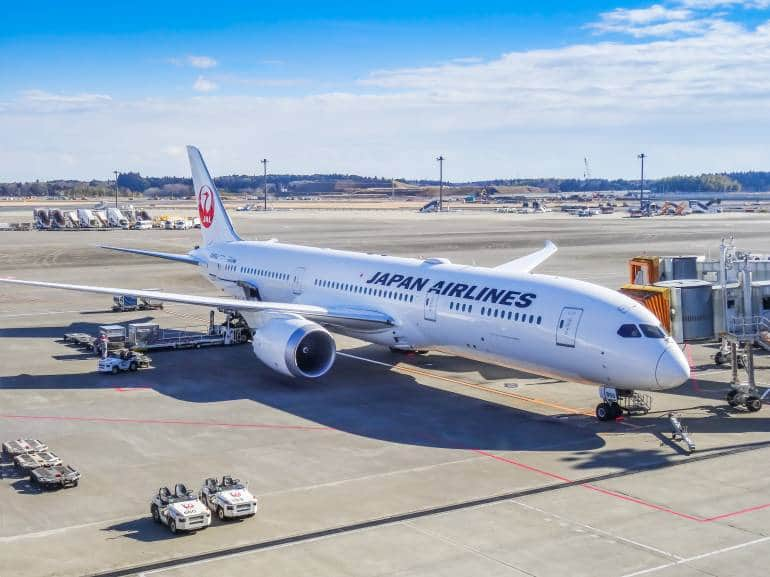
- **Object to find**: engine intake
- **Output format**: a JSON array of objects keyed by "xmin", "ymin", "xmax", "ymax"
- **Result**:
[{"xmin": 252, "ymin": 317, "xmax": 336, "ymax": 378}]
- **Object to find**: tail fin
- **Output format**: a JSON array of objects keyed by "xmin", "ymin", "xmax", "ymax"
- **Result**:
[{"xmin": 187, "ymin": 145, "xmax": 241, "ymax": 245}]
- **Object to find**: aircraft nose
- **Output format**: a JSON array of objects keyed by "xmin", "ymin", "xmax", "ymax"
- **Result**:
[{"xmin": 655, "ymin": 346, "xmax": 690, "ymax": 389}]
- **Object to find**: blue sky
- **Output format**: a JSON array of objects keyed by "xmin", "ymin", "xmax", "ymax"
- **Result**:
[{"xmin": 2, "ymin": 1, "xmax": 770, "ymax": 180}]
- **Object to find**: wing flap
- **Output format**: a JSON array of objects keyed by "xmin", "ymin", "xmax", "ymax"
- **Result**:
[
  {"xmin": 494, "ymin": 241, "xmax": 557, "ymax": 273},
  {"xmin": 0, "ymin": 278, "xmax": 394, "ymax": 327}
]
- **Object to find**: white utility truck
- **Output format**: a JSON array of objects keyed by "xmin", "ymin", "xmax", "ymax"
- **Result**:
[
  {"xmin": 150, "ymin": 484, "xmax": 211, "ymax": 534},
  {"xmin": 200, "ymin": 476, "xmax": 258, "ymax": 520},
  {"xmin": 98, "ymin": 350, "xmax": 150, "ymax": 374}
]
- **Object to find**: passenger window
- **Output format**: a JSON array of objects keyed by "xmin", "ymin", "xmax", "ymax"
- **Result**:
[
  {"xmin": 640, "ymin": 324, "xmax": 665, "ymax": 338},
  {"xmin": 618, "ymin": 324, "xmax": 642, "ymax": 338},
  {"xmin": 481, "ymin": 307, "xmax": 486, "ymax": 315},
  {"xmin": 537, "ymin": 316, "xmax": 542, "ymax": 325}
]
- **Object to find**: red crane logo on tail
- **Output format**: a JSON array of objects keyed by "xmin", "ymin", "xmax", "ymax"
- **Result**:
[{"xmin": 198, "ymin": 185, "xmax": 215, "ymax": 228}]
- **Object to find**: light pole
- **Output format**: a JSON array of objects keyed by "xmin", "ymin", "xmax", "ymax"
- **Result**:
[
  {"xmin": 260, "ymin": 159, "xmax": 268, "ymax": 211},
  {"xmin": 637, "ymin": 153, "xmax": 646, "ymax": 211},
  {"xmin": 436, "ymin": 155, "xmax": 445, "ymax": 212},
  {"xmin": 113, "ymin": 170, "xmax": 119, "ymax": 208}
]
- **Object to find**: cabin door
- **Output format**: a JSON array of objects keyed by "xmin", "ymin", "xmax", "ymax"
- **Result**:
[{"xmin": 556, "ymin": 307, "xmax": 583, "ymax": 347}]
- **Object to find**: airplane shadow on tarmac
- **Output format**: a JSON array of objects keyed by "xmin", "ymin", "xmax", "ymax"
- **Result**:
[{"xmin": 0, "ymin": 335, "xmax": 603, "ymax": 452}]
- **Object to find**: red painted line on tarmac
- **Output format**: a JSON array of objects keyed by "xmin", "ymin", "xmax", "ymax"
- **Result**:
[
  {"xmin": 474, "ymin": 448, "xmax": 770, "ymax": 524},
  {"xmin": 701, "ymin": 502, "xmax": 770, "ymax": 522},
  {"xmin": 0, "ymin": 414, "xmax": 332, "ymax": 431},
  {"xmin": 684, "ymin": 344, "xmax": 702, "ymax": 394}
]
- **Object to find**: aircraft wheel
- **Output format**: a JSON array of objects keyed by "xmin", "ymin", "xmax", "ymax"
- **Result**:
[
  {"xmin": 595, "ymin": 403, "xmax": 613, "ymax": 422},
  {"xmin": 726, "ymin": 389, "xmax": 740, "ymax": 407},
  {"xmin": 746, "ymin": 396, "xmax": 762, "ymax": 413}
]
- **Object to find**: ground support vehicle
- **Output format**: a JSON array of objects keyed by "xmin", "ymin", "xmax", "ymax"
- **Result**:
[
  {"xmin": 63, "ymin": 332, "xmax": 96, "ymax": 349},
  {"xmin": 112, "ymin": 294, "xmax": 163, "ymax": 312},
  {"xmin": 14, "ymin": 451, "xmax": 61, "ymax": 472},
  {"xmin": 98, "ymin": 350, "xmax": 151, "ymax": 374},
  {"xmin": 150, "ymin": 484, "xmax": 211, "ymax": 534},
  {"xmin": 30, "ymin": 465, "xmax": 80, "ymax": 489},
  {"xmin": 2, "ymin": 439, "xmax": 48, "ymax": 458},
  {"xmin": 200, "ymin": 476, "xmax": 258, "ymax": 520}
]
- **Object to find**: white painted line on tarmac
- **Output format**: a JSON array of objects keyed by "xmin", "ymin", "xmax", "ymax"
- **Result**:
[
  {"xmin": 0, "ymin": 514, "xmax": 138, "ymax": 543},
  {"xmin": 510, "ymin": 500, "xmax": 682, "ymax": 561},
  {"xmin": 619, "ymin": 535, "xmax": 770, "ymax": 577},
  {"xmin": 259, "ymin": 454, "xmax": 484, "ymax": 498},
  {"xmin": 337, "ymin": 351, "xmax": 393, "ymax": 368},
  {"xmin": 0, "ymin": 309, "xmax": 104, "ymax": 318}
]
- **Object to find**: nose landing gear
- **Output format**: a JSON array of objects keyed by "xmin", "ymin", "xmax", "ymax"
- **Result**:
[{"xmin": 596, "ymin": 386, "xmax": 652, "ymax": 422}]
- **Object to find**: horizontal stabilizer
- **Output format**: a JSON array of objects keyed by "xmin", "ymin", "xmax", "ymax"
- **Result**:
[
  {"xmin": 101, "ymin": 246, "xmax": 200, "ymax": 265},
  {"xmin": 494, "ymin": 241, "xmax": 557, "ymax": 273}
]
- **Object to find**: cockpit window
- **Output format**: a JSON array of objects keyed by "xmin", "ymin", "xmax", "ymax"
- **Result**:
[
  {"xmin": 640, "ymin": 324, "xmax": 665, "ymax": 338},
  {"xmin": 617, "ymin": 324, "xmax": 642, "ymax": 338}
]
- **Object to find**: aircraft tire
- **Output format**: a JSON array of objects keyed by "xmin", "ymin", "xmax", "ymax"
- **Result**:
[{"xmin": 595, "ymin": 403, "xmax": 613, "ymax": 422}]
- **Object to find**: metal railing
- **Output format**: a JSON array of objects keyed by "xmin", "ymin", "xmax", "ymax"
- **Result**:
[{"xmin": 728, "ymin": 315, "xmax": 770, "ymax": 341}]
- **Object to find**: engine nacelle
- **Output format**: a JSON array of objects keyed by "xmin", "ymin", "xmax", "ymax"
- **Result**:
[{"xmin": 252, "ymin": 316, "xmax": 336, "ymax": 378}]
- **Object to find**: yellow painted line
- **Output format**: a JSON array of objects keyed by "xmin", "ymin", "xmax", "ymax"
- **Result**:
[{"xmin": 338, "ymin": 352, "xmax": 593, "ymax": 417}]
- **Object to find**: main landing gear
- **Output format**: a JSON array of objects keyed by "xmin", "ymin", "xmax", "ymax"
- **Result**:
[{"xmin": 596, "ymin": 386, "xmax": 652, "ymax": 422}]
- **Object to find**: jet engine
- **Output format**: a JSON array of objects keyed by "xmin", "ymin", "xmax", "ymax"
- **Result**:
[{"xmin": 252, "ymin": 316, "xmax": 336, "ymax": 378}]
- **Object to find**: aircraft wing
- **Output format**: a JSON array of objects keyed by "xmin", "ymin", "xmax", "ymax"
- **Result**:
[
  {"xmin": 0, "ymin": 278, "xmax": 394, "ymax": 329},
  {"xmin": 101, "ymin": 246, "xmax": 200, "ymax": 265},
  {"xmin": 494, "ymin": 241, "xmax": 557, "ymax": 273}
]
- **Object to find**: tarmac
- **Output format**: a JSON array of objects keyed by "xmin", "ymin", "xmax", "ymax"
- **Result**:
[{"xmin": 2, "ymin": 208, "xmax": 770, "ymax": 577}]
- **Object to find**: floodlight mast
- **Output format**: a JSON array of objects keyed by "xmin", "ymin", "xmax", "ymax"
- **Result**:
[
  {"xmin": 113, "ymin": 170, "xmax": 119, "ymax": 208},
  {"xmin": 638, "ymin": 153, "xmax": 647, "ymax": 211},
  {"xmin": 436, "ymin": 155, "xmax": 445, "ymax": 212},
  {"xmin": 260, "ymin": 158, "xmax": 268, "ymax": 211}
]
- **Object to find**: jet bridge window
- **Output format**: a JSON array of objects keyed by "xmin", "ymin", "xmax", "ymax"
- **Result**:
[
  {"xmin": 639, "ymin": 324, "xmax": 665, "ymax": 338},
  {"xmin": 617, "ymin": 324, "xmax": 642, "ymax": 338}
]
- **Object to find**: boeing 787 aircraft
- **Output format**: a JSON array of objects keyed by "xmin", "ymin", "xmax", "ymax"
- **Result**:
[{"xmin": 0, "ymin": 146, "xmax": 690, "ymax": 421}]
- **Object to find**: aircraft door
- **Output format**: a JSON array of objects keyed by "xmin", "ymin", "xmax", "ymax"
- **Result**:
[
  {"xmin": 424, "ymin": 293, "xmax": 439, "ymax": 321},
  {"xmin": 291, "ymin": 267, "xmax": 305, "ymax": 295},
  {"xmin": 556, "ymin": 307, "xmax": 583, "ymax": 347}
]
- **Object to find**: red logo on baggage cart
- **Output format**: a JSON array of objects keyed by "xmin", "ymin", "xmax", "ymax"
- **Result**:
[{"xmin": 198, "ymin": 185, "xmax": 215, "ymax": 228}]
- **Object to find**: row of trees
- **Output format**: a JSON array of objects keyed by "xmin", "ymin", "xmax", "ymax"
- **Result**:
[{"xmin": 4, "ymin": 171, "xmax": 770, "ymax": 198}]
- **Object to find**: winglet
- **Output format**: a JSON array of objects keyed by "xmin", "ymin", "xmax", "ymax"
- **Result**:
[{"xmin": 494, "ymin": 241, "xmax": 558, "ymax": 273}]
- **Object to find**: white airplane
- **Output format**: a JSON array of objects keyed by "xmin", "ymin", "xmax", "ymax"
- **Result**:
[{"xmin": 0, "ymin": 146, "xmax": 690, "ymax": 421}]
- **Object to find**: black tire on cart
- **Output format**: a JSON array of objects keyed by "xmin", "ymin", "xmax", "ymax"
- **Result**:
[
  {"xmin": 726, "ymin": 389, "xmax": 740, "ymax": 407},
  {"xmin": 129, "ymin": 361, "xmax": 138, "ymax": 372},
  {"xmin": 169, "ymin": 519, "xmax": 177, "ymax": 534},
  {"xmin": 610, "ymin": 402, "xmax": 623, "ymax": 418},
  {"xmin": 217, "ymin": 506, "xmax": 225, "ymax": 521},
  {"xmin": 151, "ymin": 504, "xmax": 160, "ymax": 523},
  {"xmin": 714, "ymin": 351, "xmax": 725, "ymax": 365},
  {"xmin": 111, "ymin": 366, "xmax": 119, "ymax": 375},
  {"xmin": 72, "ymin": 479, "xmax": 78, "ymax": 487}
]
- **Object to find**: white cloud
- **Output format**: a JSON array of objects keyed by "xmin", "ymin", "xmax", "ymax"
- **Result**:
[
  {"xmin": 599, "ymin": 4, "xmax": 693, "ymax": 25},
  {"xmin": 188, "ymin": 55, "xmax": 218, "ymax": 69},
  {"xmin": 167, "ymin": 55, "xmax": 218, "ymax": 68},
  {"xmin": 4, "ymin": 7, "xmax": 770, "ymax": 180},
  {"xmin": 14, "ymin": 90, "xmax": 113, "ymax": 113},
  {"xmin": 677, "ymin": 0, "xmax": 770, "ymax": 8},
  {"xmin": 193, "ymin": 76, "xmax": 218, "ymax": 92}
]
